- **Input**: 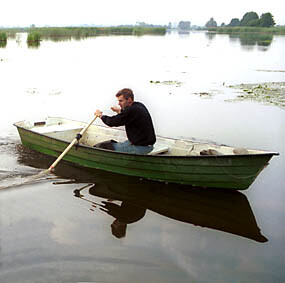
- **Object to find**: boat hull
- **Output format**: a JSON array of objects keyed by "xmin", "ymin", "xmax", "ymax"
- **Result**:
[{"xmin": 15, "ymin": 125, "xmax": 276, "ymax": 190}]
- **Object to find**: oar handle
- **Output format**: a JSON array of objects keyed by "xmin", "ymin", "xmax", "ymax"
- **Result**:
[{"xmin": 48, "ymin": 116, "xmax": 98, "ymax": 171}]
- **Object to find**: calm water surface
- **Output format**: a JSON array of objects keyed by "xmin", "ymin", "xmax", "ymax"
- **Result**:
[{"xmin": 0, "ymin": 31, "xmax": 285, "ymax": 282}]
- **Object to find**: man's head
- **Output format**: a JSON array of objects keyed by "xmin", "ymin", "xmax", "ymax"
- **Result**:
[
  {"xmin": 116, "ymin": 88, "xmax": 134, "ymax": 110},
  {"xmin": 111, "ymin": 219, "xmax": 127, "ymax": 238}
]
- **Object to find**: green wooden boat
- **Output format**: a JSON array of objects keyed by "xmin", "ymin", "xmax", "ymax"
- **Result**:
[{"xmin": 14, "ymin": 117, "xmax": 279, "ymax": 190}]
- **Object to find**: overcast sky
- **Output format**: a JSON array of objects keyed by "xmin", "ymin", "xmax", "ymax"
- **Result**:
[{"xmin": 2, "ymin": 0, "xmax": 285, "ymax": 27}]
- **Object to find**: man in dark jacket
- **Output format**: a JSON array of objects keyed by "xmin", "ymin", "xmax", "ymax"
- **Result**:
[{"xmin": 95, "ymin": 88, "xmax": 156, "ymax": 154}]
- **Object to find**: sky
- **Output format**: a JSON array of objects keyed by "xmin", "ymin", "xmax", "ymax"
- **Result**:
[{"xmin": 2, "ymin": 0, "xmax": 285, "ymax": 27}]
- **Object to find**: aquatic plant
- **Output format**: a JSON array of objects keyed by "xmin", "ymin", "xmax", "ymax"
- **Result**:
[
  {"xmin": 0, "ymin": 28, "xmax": 24, "ymax": 39},
  {"xmin": 207, "ymin": 26, "xmax": 285, "ymax": 35},
  {"xmin": 227, "ymin": 82, "xmax": 285, "ymax": 108},
  {"xmin": 0, "ymin": 32, "xmax": 7, "ymax": 41},
  {"xmin": 133, "ymin": 27, "xmax": 166, "ymax": 35},
  {"xmin": 27, "ymin": 32, "xmax": 41, "ymax": 42},
  {"xmin": 150, "ymin": 80, "xmax": 182, "ymax": 87},
  {"xmin": 27, "ymin": 26, "xmax": 166, "ymax": 40}
]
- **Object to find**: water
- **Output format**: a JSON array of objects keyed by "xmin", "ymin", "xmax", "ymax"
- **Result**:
[{"xmin": 0, "ymin": 31, "xmax": 285, "ymax": 282}]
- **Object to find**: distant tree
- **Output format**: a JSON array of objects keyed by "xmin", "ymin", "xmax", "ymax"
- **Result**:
[
  {"xmin": 248, "ymin": 19, "xmax": 261, "ymax": 26},
  {"xmin": 240, "ymin": 12, "xmax": 259, "ymax": 26},
  {"xmin": 221, "ymin": 22, "xmax": 225, "ymax": 27},
  {"xmin": 167, "ymin": 22, "xmax": 172, "ymax": 29},
  {"xmin": 259, "ymin": 13, "xmax": 275, "ymax": 27},
  {"xmin": 228, "ymin": 18, "xmax": 240, "ymax": 27},
  {"xmin": 205, "ymin": 17, "xmax": 217, "ymax": 27},
  {"xmin": 178, "ymin": 21, "xmax": 191, "ymax": 30}
]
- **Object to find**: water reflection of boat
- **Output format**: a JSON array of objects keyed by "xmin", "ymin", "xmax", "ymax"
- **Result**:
[
  {"xmin": 16, "ymin": 145, "xmax": 268, "ymax": 242},
  {"xmin": 85, "ymin": 179, "xmax": 268, "ymax": 242}
]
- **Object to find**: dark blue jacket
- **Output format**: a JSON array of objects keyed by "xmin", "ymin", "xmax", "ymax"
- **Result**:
[{"xmin": 101, "ymin": 102, "xmax": 156, "ymax": 146}]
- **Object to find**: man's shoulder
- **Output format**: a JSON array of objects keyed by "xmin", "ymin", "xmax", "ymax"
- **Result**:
[{"xmin": 132, "ymin": 101, "xmax": 147, "ymax": 109}]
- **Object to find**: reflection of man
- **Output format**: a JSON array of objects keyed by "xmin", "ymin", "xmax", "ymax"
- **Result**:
[{"xmin": 100, "ymin": 201, "xmax": 146, "ymax": 238}]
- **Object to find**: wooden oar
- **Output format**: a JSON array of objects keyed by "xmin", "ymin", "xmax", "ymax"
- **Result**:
[
  {"xmin": 0, "ymin": 115, "xmax": 98, "ymax": 189},
  {"xmin": 45, "ymin": 115, "xmax": 98, "ymax": 173}
]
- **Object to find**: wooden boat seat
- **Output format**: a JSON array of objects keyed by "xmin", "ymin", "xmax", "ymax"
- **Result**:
[
  {"xmin": 148, "ymin": 144, "xmax": 169, "ymax": 155},
  {"xmin": 32, "ymin": 124, "xmax": 83, "ymax": 134}
]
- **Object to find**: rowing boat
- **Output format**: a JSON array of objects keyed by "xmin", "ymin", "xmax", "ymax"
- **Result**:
[{"xmin": 14, "ymin": 117, "xmax": 279, "ymax": 190}]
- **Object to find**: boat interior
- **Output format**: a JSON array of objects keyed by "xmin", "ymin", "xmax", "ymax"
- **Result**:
[{"xmin": 16, "ymin": 117, "xmax": 271, "ymax": 156}]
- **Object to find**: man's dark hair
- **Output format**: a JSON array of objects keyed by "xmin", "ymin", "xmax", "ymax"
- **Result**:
[{"xmin": 116, "ymin": 88, "xmax": 134, "ymax": 101}]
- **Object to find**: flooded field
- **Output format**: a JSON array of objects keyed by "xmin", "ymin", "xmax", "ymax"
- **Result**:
[{"xmin": 0, "ymin": 31, "xmax": 285, "ymax": 282}]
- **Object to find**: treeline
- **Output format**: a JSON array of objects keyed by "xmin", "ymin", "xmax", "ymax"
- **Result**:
[
  {"xmin": 228, "ymin": 12, "xmax": 275, "ymax": 27},
  {"xmin": 206, "ymin": 12, "xmax": 276, "ymax": 28}
]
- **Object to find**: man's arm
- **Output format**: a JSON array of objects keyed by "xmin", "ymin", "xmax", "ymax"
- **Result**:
[{"xmin": 111, "ymin": 106, "xmax": 121, "ymax": 114}]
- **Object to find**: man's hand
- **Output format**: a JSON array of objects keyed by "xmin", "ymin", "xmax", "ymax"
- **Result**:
[
  {"xmin": 95, "ymin": 109, "xmax": 103, "ymax": 118},
  {"xmin": 100, "ymin": 201, "xmax": 121, "ymax": 217},
  {"xmin": 111, "ymin": 106, "xmax": 121, "ymax": 114}
]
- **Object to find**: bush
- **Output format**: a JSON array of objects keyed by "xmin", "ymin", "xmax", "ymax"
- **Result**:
[
  {"xmin": 27, "ymin": 32, "xmax": 41, "ymax": 42},
  {"xmin": 0, "ymin": 32, "xmax": 7, "ymax": 41}
]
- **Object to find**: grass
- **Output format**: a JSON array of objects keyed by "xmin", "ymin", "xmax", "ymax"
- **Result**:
[
  {"xmin": 207, "ymin": 26, "xmax": 285, "ymax": 35},
  {"xmin": 27, "ymin": 32, "xmax": 41, "ymax": 42},
  {"xmin": 28, "ymin": 26, "xmax": 166, "ymax": 39},
  {"xmin": 0, "ymin": 28, "xmax": 25, "ymax": 38},
  {"xmin": 0, "ymin": 26, "xmax": 166, "ymax": 43},
  {"xmin": 0, "ymin": 32, "xmax": 7, "ymax": 41}
]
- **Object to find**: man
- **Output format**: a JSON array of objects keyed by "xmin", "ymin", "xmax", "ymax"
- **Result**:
[{"xmin": 95, "ymin": 88, "xmax": 156, "ymax": 154}]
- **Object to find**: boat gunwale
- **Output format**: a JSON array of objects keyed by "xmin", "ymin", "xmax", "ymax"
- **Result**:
[{"xmin": 14, "ymin": 122, "xmax": 280, "ymax": 159}]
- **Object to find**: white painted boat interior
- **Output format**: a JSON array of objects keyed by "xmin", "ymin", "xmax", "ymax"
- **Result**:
[{"xmin": 16, "ymin": 117, "xmax": 270, "ymax": 156}]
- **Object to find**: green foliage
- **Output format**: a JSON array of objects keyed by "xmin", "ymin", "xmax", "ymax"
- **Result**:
[
  {"xmin": 240, "ymin": 12, "xmax": 259, "ymax": 26},
  {"xmin": 228, "ymin": 12, "xmax": 275, "ymax": 28},
  {"xmin": 259, "ymin": 13, "xmax": 275, "ymax": 27},
  {"xmin": 0, "ymin": 33, "xmax": 7, "ymax": 47},
  {"xmin": 206, "ymin": 18, "xmax": 217, "ymax": 28},
  {"xmin": 27, "ymin": 32, "xmax": 41, "ymax": 42},
  {"xmin": 208, "ymin": 26, "xmax": 285, "ymax": 35},
  {"xmin": 26, "ymin": 26, "xmax": 166, "ymax": 40},
  {"xmin": 133, "ymin": 27, "xmax": 166, "ymax": 35},
  {"xmin": 0, "ymin": 32, "xmax": 7, "ymax": 41},
  {"xmin": 228, "ymin": 18, "xmax": 240, "ymax": 27}
]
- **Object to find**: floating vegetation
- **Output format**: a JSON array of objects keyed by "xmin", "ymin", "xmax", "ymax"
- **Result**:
[
  {"xmin": 227, "ymin": 82, "xmax": 285, "ymax": 108},
  {"xmin": 150, "ymin": 80, "xmax": 182, "ymax": 87},
  {"xmin": 256, "ymin": 69, "xmax": 285, "ymax": 73},
  {"xmin": 193, "ymin": 92, "xmax": 213, "ymax": 98},
  {"xmin": 26, "ymin": 88, "xmax": 39, "ymax": 95},
  {"xmin": 49, "ymin": 90, "xmax": 61, "ymax": 96}
]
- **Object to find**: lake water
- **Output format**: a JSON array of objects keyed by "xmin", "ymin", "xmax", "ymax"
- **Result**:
[{"xmin": 0, "ymin": 31, "xmax": 285, "ymax": 282}]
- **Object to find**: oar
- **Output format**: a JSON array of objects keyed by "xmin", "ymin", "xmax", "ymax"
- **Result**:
[
  {"xmin": 44, "ymin": 115, "xmax": 98, "ymax": 174},
  {"xmin": 0, "ymin": 115, "xmax": 98, "ymax": 189}
]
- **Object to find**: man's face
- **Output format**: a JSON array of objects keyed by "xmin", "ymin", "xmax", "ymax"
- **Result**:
[{"xmin": 117, "ymin": 95, "xmax": 132, "ymax": 110}]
